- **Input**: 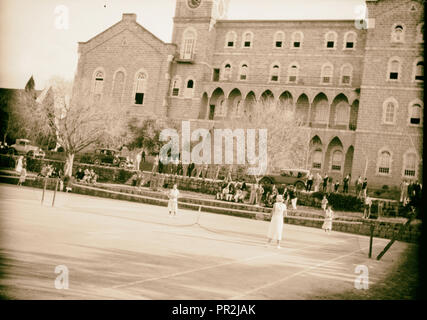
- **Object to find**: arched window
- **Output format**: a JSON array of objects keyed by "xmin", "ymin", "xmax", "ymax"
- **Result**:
[
  {"xmin": 288, "ymin": 63, "xmax": 299, "ymax": 83},
  {"xmin": 383, "ymin": 98, "xmax": 398, "ymax": 124},
  {"xmin": 340, "ymin": 64, "xmax": 353, "ymax": 85},
  {"xmin": 314, "ymin": 100, "xmax": 329, "ymax": 124},
  {"xmin": 222, "ymin": 63, "xmax": 232, "ymax": 80},
  {"xmin": 93, "ymin": 70, "xmax": 104, "ymax": 101},
  {"xmin": 184, "ymin": 79, "xmax": 195, "ymax": 98},
  {"xmin": 408, "ymin": 102, "xmax": 422, "ymax": 126},
  {"xmin": 391, "ymin": 24, "xmax": 405, "ymax": 42},
  {"xmin": 291, "ymin": 31, "xmax": 303, "ymax": 48},
  {"xmin": 134, "ymin": 71, "xmax": 147, "ymax": 105},
  {"xmin": 344, "ymin": 31, "xmax": 357, "ymax": 49},
  {"xmin": 335, "ymin": 102, "xmax": 349, "ymax": 126},
  {"xmin": 321, "ymin": 63, "xmax": 334, "ymax": 84},
  {"xmin": 325, "ymin": 31, "xmax": 337, "ymax": 49},
  {"xmin": 312, "ymin": 149, "xmax": 322, "ymax": 169},
  {"xmin": 331, "ymin": 150, "xmax": 343, "ymax": 171},
  {"xmin": 225, "ymin": 31, "xmax": 237, "ymax": 48},
  {"xmin": 242, "ymin": 31, "xmax": 253, "ymax": 48},
  {"xmin": 387, "ymin": 57, "xmax": 401, "ymax": 80},
  {"xmin": 403, "ymin": 152, "xmax": 417, "ymax": 178},
  {"xmin": 274, "ymin": 31, "xmax": 285, "ymax": 48},
  {"xmin": 413, "ymin": 59, "xmax": 424, "ymax": 81},
  {"xmin": 416, "ymin": 23, "xmax": 424, "ymax": 43},
  {"xmin": 378, "ymin": 150, "xmax": 392, "ymax": 175},
  {"xmin": 239, "ymin": 63, "xmax": 249, "ymax": 81},
  {"xmin": 181, "ymin": 29, "xmax": 196, "ymax": 60},
  {"xmin": 270, "ymin": 64, "xmax": 280, "ymax": 82}
]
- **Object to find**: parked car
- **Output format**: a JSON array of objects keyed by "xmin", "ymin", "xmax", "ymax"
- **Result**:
[
  {"xmin": 91, "ymin": 148, "xmax": 130, "ymax": 168},
  {"xmin": 8, "ymin": 139, "xmax": 45, "ymax": 158},
  {"xmin": 259, "ymin": 168, "xmax": 309, "ymax": 191}
]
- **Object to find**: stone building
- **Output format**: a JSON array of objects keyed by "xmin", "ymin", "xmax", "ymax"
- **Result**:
[{"xmin": 72, "ymin": 0, "xmax": 424, "ymax": 187}]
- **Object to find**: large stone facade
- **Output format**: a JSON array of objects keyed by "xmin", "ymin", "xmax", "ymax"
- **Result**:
[{"xmin": 72, "ymin": 0, "xmax": 424, "ymax": 188}]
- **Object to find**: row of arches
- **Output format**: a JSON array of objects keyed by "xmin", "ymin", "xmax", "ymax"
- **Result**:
[{"xmin": 198, "ymin": 88, "xmax": 359, "ymax": 130}]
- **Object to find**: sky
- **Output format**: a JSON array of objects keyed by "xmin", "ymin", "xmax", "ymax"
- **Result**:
[{"xmin": 0, "ymin": 0, "xmax": 365, "ymax": 90}]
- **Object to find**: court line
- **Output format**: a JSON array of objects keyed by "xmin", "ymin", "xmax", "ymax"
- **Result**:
[
  {"xmin": 110, "ymin": 239, "xmax": 348, "ymax": 290},
  {"xmin": 229, "ymin": 242, "xmax": 384, "ymax": 300}
]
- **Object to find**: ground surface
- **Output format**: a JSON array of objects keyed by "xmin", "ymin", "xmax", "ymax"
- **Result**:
[{"xmin": 0, "ymin": 183, "xmax": 417, "ymax": 300}]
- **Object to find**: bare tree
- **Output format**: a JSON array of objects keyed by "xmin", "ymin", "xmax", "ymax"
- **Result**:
[
  {"xmin": 38, "ymin": 77, "xmax": 126, "ymax": 177},
  {"xmin": 222, "ymin": 98, "xmax": 310, "ymax": 181}
]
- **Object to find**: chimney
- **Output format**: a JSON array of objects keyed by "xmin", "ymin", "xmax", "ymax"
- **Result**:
[{"xmin": 122, "ymin": 13, "xmax": 137, "ymax": 22}]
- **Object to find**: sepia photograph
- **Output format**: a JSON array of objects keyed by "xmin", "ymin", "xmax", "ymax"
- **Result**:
[{"xmin": 0, "ymin": 0, "xmax": 425, "ymax": 308}]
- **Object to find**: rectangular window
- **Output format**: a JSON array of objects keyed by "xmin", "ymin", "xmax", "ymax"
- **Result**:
[
  {"xmin": 415, "ymin": 75, "xmax": 424, "ymax": 81},
  {"xmin": 410, "ymin": 117, "xmax": 421, "ymax": 125},
  {"xmin": 389, "ymin": 72, "xmax": 398, "ymax": 80},
  {"xmin": 404, "ymin": 169, "xmax": 416, "ymax": 177},
  {"xmin": 213, "ymin": 69, "xmax": 220, "ymax": 82},
  {"xmin": 323, "ymin": 77, "xmax": 331, "ymax": 84},
  {"xmin": 332, "ymin": 165, "xmax": 341, "ymax": 171},
  {"xmin": 135, "ymin": 93, "xmax": 144, "ymax": 105},
  {"xmin": 172, "ymin": 88, "xmax": 179, "ymax": 96},
  {"xmin": 379, "ymin": 167, "xmax": 390, "ymax": 174},
  {"xmin": 342, "ymin": 76, "xmax": 350, "ymax": 84},
  {"xmin": 227, "ymin": 41, "xmax": 234, "ymax": 47},
  {"xmin": 276, "ymin": 41, "xmax": 282, "ymax": 48},
  {"xmin": 346, "ymin": 42, "xmax": 354, "ymax": 48},
  {"xmin": 313, "ymin": 163, "xmax": 321, "ymax": 169},
  {"xmin": 289, "ymin": 76, "xmax": 297, "ymax": 83},
  {"xmin": 271, "ymin": 75, "xmax": 278, "ymax": 82},
  {"xmin": 240, "ymin": 74, "xmax": 247, "ymax": 80},
  {"xmin": 244, "ymin": 41, "xmax": 251, "ymax": 47},
  {"xmin": 327, "ymin": 41, "xmax": 335, "ymax": 48},
  {"xmin": 293, "ymin": 42, "xmax": 300, "ymax": 48}
]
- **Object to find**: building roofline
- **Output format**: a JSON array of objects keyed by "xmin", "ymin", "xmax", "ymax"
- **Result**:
[{"xmin": 217, "ymin": 19, "xmax": 356, "ymax": 24}]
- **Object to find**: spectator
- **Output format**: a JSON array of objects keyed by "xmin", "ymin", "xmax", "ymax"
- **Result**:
[
  {"xmin": 249, "ymin": 183, "xmax": 258, "ymax": 205},
  {"xmin": 289, "ymin": 186, "xmax": 298, "ymax": 210},
  {"xmin": 76, "ymin": 168, "xmax": 84, "ymax": 181},
  {"xmin": 141, "ymin": 150, "xmax": 146, "ymax": 163},
  {"xmin": 135, "ymin": 151, "xmax": 142, "ymax": 171},
  {"xmin": 363, "ymin": 194, "xmax": 373, "ymax": 219},
  {"xmin": 400, "ymin": 180, "xmax": 409, "ymax": 203},
  {"xmin": 306, "ymin": 172, "xmax": 314, "ymax": 192},
  {"xmin": 334, "ymin": 180, "xmax": 340, "ymax": 193},
  {"xmin": 343, "ymin": 174, "xmax": 350, "ymax": 194},
  {"xmin": 187, "ymin": 162, "xmax": 195, "ymax": 177},
  {"xmin": 152, "ymin": 154, "xmax": 159, "ymax": 174},
  {"xmin": 361, "ymin": 178, "xmax": 368, "ymax": 198},
  {"xmin": 241, "ymin": 179, "xmax": 248, "ymax": 202},
  {"xmin": 256, "ymin": 184, "xmax": 264, "ymax": 206},
  {"xmin": 177, "ymin": 160, "xmax": 183, "ymax": 176},
  {"xmin": 322, "ymin": 174, "xmax": 328, "ymax": 193},
  {"xmin": 355, "ymin": 176, "xmax": 362, "ymax": 198}
]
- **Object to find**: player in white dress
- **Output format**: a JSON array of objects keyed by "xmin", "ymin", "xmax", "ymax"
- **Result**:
[
  {"xmin": 322, "ymin": 205, "xmax": 334, "ymax": 234},
  {"xmin": 168, "ymin": 184, "xmax": 180, "ymax": 217},
  {"xmin": 266, "ymin": 195, "xmax": 287, "ymax": 249}
]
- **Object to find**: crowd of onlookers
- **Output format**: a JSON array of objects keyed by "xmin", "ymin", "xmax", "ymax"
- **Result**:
[
  {"xmin": 216, "ymin": 180, "xmax": 299, "ymax": 209},
  {"xmin": 75, "ymin": 168, "xmax": 98, "ymax": 184}
]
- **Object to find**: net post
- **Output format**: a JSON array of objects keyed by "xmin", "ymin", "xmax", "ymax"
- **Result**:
[
  {"xmin": 41, "ymin": 177, "xmax": 47, "ymax": 205},
  {"xmin": 369, "ymin": 223, "xmax": 374, "ymax": 258},
  {"xmin": 52, "ymin": 178, "xmax": 59, "ymax": 207}
]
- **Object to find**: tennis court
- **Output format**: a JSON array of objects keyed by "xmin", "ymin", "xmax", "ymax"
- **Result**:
[{"xmin": 0, "ymin": 183, "xmax": 413, "ymax": 300}]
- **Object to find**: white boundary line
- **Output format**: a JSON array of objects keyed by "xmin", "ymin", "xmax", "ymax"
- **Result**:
[{"xmin": 229, "ymin": 242, "xmax": 384, "ymax": 300}]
